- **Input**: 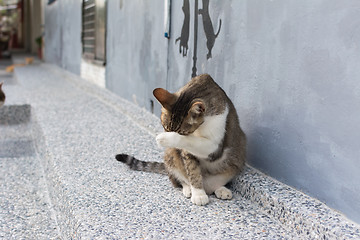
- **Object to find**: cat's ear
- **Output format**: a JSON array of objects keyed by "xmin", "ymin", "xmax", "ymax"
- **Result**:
[
  {"xmin": 153, "ymin": 88, "xmax": 176, "ymax": 109},
  {"xmin": 190, "ymin": 101, "xmax": 205, "ymax": 116},
  {"xmin": 0, "ymin": 82, "xmax": 3, "ymax": 88}
]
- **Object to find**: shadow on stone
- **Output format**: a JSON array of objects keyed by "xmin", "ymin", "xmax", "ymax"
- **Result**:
[
  {"xmin": 0, "ymin": 104, "xmax": 31, "ymax": 125},
  {"xmin": 0, "ymin": 139, "xmax": 35, "ymax": 158},
  {"xmin": 0, "ymin": 104, "xmax": 35, "ymax": 157}
]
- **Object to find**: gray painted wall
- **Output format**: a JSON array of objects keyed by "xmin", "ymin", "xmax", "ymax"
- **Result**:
[
  {"xmin": 106, "ymin": 0, "xmax": 168, "ymax": 114},
  {"xmin": 44, "ymin": 0, "xmax": 82, "ymax": 74},
  {"xmin": 174, "ymin": 0, "xmax": 360, "ymax": 223},
  {"xmin": 44, "ymin": 0, "xmax": 360, "ymax": 223}
]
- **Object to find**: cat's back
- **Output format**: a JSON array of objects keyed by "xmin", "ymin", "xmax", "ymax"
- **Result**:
[
  {"xmin": 195, "ymin": 74, "xmax": 246, "ymax": 165},
  {"xmin": 185, "ymin": 74, "xmax": 246, "ymax": 156}
]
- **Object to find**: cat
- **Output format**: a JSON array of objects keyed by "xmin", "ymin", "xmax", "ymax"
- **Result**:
[
  {"xmin": 116, "ymin": 74, "xmax": 246, "ymax": 206},
  {"xmin": 0, "ymin": 82, "xmax": 5, "ymax": 107}
]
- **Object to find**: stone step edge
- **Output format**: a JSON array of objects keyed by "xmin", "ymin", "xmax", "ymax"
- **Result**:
[{"xmin": 29, "ymin": 107, "xmax": 80, "ymax": 239}]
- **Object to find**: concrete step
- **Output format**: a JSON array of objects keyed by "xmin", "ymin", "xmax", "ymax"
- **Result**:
[
  {"xmin": 0, "ymin": 93, "xmax": 60, "ymax": 238},
  {"xmin": 0, "ymin": 155, "xmax": 60, "ymax": 239},
  {"xmin": 0, "ymin": 60, "xmax": 61, "ymax": 239},
  {"xmin": 1, "ymin": 62, "xmax": 359, "ymax": 239}
]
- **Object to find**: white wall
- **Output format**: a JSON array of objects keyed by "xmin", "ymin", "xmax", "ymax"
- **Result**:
[
  {"xmin": 81, "ymin": 59, "xmax": 105, "ymax": 88},
  {"xmin": 44, "ymin": 0, "xmax": 82, "ymax": 74}
]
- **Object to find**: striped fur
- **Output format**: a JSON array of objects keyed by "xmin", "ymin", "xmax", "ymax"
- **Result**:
[
  {"xmin": 115, "ymin": 154, "xmax": 166, "ymax": 175},
  {"xmin": 116, "ymin": 74, "xmax": 246, "ymax": 206}
]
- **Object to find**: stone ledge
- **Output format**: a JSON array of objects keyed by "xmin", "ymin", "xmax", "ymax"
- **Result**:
[
  {"xmin": 11, "ymin": 63, "xmax": 360, "ymax": 239},
  {"xmin": 45, "ymin": 63, "xmax": 360, "ymax": 239},
  {"xmin": 0, "ymin": 104, "xmax": 31, "ymax": 125}
]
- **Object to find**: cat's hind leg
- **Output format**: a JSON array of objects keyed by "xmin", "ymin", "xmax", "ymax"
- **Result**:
[
  {"xmin": 203, "ymin": 174, "xmax": 234, "ymax": 200},
  {"xmin": 168, "ymin": 170, "xmax": 192, "ymax": 198},
  {"xmin": 214, "ymin": 186, "xmax": 232, "ymax": 200},
  {"xmin": 168, "ymin": 174, "xmax": 182, "ymax": 188}
]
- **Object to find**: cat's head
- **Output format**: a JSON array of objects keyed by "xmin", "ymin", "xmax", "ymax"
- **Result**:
[{"xmin": 153, "ymin": 88, "xmax": 205, "ymax": 135}]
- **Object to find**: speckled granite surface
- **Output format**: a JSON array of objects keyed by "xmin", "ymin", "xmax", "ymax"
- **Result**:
[
  {"xmin": 0, "ymin": 78, "xmax": 60, "ymax": 238},
  {"xmin": 0, "ymin": 62, "xmax": 359, "ymax": 239},
  {"xmin": 234, "ymin": 168, "xmax": 360, "ymax": 239},
  {"xmin": 0, "ymin": 156, "xmax": 60, "ymax": 239},
  {"xmin": 0, "ymin": 104, "xmax": 31, "ymax": 125}
]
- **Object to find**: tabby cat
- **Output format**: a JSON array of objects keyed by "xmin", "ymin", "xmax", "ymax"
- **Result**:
[
  {"xmin": 116, "ymin": 74, "xmax": 246, "ymax": 206},
  {"xmin": 0, "ymin": 82, "xmax": 5, "ymax": 107}
]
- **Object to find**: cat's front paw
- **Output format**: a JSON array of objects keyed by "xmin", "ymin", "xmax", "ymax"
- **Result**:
[
  {"xmin": 156, "ymin": 132, "xmax": 181, "ymax": 148},
  {"xmin": 191, "ymin": 188, "xmax": 209, "ymax": 206}
]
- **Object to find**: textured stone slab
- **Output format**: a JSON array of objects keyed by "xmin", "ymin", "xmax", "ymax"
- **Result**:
[
  {"xmin": 0, "ymin": 139, "xmax": 34, "ymax": 158},
  {"xmin": 5, "ymin": 63, "xmax": 359, "ymax": 239},
  {"xmin": 0, "ymin": 104, "xmax": 31, "ymax": 125},
  {"xmin": 45, "ymin": 63, "xmax": 360, "ymax": 239},
  {"xmin": 0, "ymin": 156, "xmax": 60, "ymax": 239}
]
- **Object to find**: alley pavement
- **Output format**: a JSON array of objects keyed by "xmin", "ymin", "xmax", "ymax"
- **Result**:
[{"xmin": 0, "ymin": 57, "xmax": 359, "ymax": 239}]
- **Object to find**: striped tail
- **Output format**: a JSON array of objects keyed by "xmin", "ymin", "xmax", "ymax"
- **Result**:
[{"xmin": 115, "ymin": 154, "xmax": 166, "ymax": 175}]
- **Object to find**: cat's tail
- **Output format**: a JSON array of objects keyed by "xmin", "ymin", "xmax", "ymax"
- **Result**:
[{"xmin": 115, "ymin": 154, "xmax": 167, "ymax": 175}]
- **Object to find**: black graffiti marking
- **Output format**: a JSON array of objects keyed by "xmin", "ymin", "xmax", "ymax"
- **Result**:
[
  {"xmin": 199, "ymin": 0, "xmax": 222, "ymax": 60},
  {"xmin": 175, "ymin": 0, "xmax": 190, "ymax": 57},
  {"xmin": 192, "ymin": 0, "xmax": 199, "ymax": 77},
  {"xmin": 176, "ymin": 0, "xmax": 221, "ymax": 77}
]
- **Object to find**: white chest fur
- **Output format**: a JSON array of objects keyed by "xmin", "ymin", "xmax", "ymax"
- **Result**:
[
  {"xmin": 192, "ymin": 106, "xmax": 229, "ymax": 147},
  {"xmin": 156, "ymin": 106, "xmax": 229, "ymax": 159}
]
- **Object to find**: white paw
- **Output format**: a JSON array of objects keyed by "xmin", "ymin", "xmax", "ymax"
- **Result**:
[
  {"xmin": 191, "ymin": 188, "xmax": 209, "ymax": 206},
  {"xmin": 156, "ymin": 132, "xmax": 181, "ymax": 148},
  {"xmin": 182, "ymin": 185, "xmax": 191, "ymax": 198},
  {"xmin": 215, "ymin": 186, "xmax": 232, "ymax": 200}
]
